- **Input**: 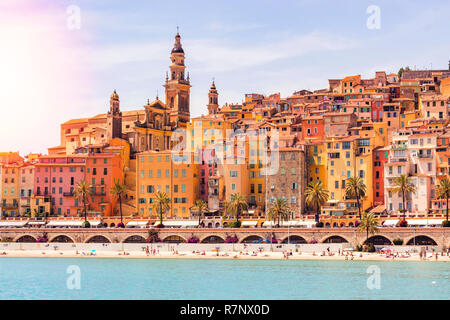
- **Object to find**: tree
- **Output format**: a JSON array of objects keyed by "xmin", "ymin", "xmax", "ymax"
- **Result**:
[
  {"xmin": 392, "ymin": 174, "xmax": 417, "ymax": 221},
  {"xmin": 345, "ymin": 176, "xmax": 367, "ymax": 220},
  {"xmin": 193, "ymin": 199, "xmax": 208, "ymax": 227},
  {"xmin": 436, "ymin": 178, "xmax": 450, "ymax": 222},
  {"xmin": 225, "ymin": 193, "xmax": 248, "ymax": 223},
  {"xmin": 305, "ymin": 181, "xmax": 329, "ymax": 223},
  {"xmin": 267, "ymin": 197, "xmax": 291, "ymax": 227},
  {"xmin": 73, "ymin": 179, "xmax": 93, "ymax": 227},
  {"xmin": 398, "ymin": 66, "xmax": 411, "ymax": 79},
  {"xmin": 153, "ymin": 191, "xmax": 170, "ymax": 226},
  {"xmin": 357, "ymin": 212, "xmax": 379, "ymax": 242},
  {"xmin": 111, "ymin": 180, "xmax": 128, "ymax": 227}
]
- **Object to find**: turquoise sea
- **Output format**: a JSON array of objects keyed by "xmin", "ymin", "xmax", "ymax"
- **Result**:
[{"xmin": 0, "ymin": 258, "xmax": 448, "ymax": 300}]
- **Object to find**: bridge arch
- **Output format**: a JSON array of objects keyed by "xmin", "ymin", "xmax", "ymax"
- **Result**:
[
  {"xmin": 406, "ymin": 235, "xmax": 437, "ymax": 246},
  {"xmin": 85, "ymin": 235, "xmax": 112, "ymax": 243},
  {"xmin": 123, "ymin": 235, "xmax": 147, "ymax": 243},
  {"xmin": 49, "ymin": 234, "xmax": 75, "ymax": 243},
  {"xmin": 15, "ymin": 235, "xmax": 37, "ymax": 243},
  {"xmin": 200, "ymin": 235, "xmax": 225, "ymax": 243},
  {"xmin": 281, "ymin": 235, "xmax": 307, "ymax": 244},
  {"xmin": 240, "ymin": 235, "xmax": 265, "ymax": 244},
  {"xmin": 162, "ymin": 235, "xmax": 186, "ymax": 243},
  {"xmin": 363, "ymin": 235, "xmax": 392, "ymax": 245},
  {"xmin": 322, "ymin": 235, "xmax": 349, "ymax": 243}
]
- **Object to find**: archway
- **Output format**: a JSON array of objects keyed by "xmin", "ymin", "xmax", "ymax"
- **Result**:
[
  {"xmin": 364, "ymin": 235, "xmax": 392, "ymax": 245},
  {"xmin": 282, "ymin": 235, "xmax": 307, "ymax": 244},
  {"xmin": 340, "ymin": 222, "xmax": 346, "ymax": 227},
  {"xmin": 406, "ymin": 236, "xmax": 437, "ymax": 246},
  {"xmin": 162, "ymin": 235, "xmax": 186, "ymax": 243},
  {"xmin": 86, "ymin": 235, "xmax": 111, "ymax": 243},
  {"xmin": 240, "ymin": 235, "xmax": 264, "ymax": 243},
  {"xmin": 50, "ymin": 235, "xmax": 74, "ymax": 243},
  {"xmin": 323, "ymin": 235, "xmax": 349, "ymax": 243},
  {"xmin": 215, "ymin": 222, "xmax": 220, "ymax": 228},
  {"xmin": 207, "ymin": 222, "xmax": 213, "ymax": 228},
  {"xmin": 332, "ymin": 222, "xmax": 338, "ymax": 228},
  {"xmin": 16, "ymin": 235, "xmax": 37, "ymax": 243},
  {"xmin": 348, "ymin": 222, "xmax": 354, "ymax": 227},
  {"xmin": 110, "ymin": 223, "xmax": 115, "ymax": 228},
  {"xmin": 201, "ymin": 235, "xmax": 225, "ymax": 244},
  {"xmin": 123, "ymin": 235, "xmax": 147, "ymax": 243},
  {"xmin": 325, "ymin": 222, "xmax": 331, "ymax": 228}
]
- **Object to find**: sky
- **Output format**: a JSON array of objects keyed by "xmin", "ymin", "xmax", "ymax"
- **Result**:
[{"xmin": 1, "ymin": 0, "xmax": 449, "ymax": 154}]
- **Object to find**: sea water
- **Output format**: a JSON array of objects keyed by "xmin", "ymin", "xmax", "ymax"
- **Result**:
[{"xmin": 0, "ymin": 258, "xmax": 448, "ymax": 299}]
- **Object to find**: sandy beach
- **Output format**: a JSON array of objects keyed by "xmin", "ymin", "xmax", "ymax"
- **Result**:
[{"xmin": 1, "ymin": 249, "xmax": 449, "ymax": 262}]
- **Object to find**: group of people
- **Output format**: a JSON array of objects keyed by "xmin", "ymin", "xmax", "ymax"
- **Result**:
[{"xmin": 144, "ymin": 246, "xmax": 159, "ymax": 256}]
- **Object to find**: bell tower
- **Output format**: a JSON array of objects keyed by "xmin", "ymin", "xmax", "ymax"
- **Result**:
[
  {"xmin": 106, "ymin": 90, "xmax": 122, "ymax": 141},
  {"xmin": 207, "ymin": 80, "xmax": 219, "ymax": 114},
  {"xmin": 164, "ymin": 29, "xmax": 191, "ymax": 126}
]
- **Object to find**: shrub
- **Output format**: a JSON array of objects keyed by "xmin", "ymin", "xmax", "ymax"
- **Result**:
[
  {"xmin": 393, "ymin": 238, "xmax": 404, "ymax": 245},
  {"xmin": 308, "ymin": 239, "xmax": 318, "ymax": 244},
  {"xmin": 154, "ymin": 223, "xmax": 164, "ymax": 228},
  {"xmin": 0, "ymin": 237, "xmax": 13, "ymax": 243},
  {"xmin": 82, "ymin": 221, "xmax": 91, "ymax": 228},
  {"xmin": 36, "ymin": 237, "xmax": 48, "ymax": 243},
  {"xmin": 398, "ymin": 220, "xmax": 408, "ymax": 228},
  {"xmin": 315, "ymin": 222, "xmax": 324, "ymax": 228},
  {"xmin": 356, "ymin": 244, "xmax": 363, "ymax": 252},
  {"xmin": 365, "ymin": 243, "xmax": 376, "ymax": 252},
  {"xmin": 355, "ymin": 220, "xmax": 360, "ymax": 227},
  {"xmin": 187, "ymin": 237, "xmax": 200, "ymax": 243},
  {"xmin": 442, "ymin": 220, "xmax": 450, "ymax": 228},
  {"xmin": 229, "ymin": 221, "xmax": 241, "ymax": 228},
  {"xmin": 147, "ymin": 230, "xmax": 161, "ymax": 243},
  {"xmin": 117, "ymin": 222, "xmax": 125, "ymax": 228},
  {"xmin": 225, "ymin": 235, "xmax": 238, "ymax": 243}
]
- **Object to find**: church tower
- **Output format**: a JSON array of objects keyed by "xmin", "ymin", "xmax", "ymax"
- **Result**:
[
  {"xmin": 164, "ymin": 30, "xmax": 191, "ymax": 126},
  {"xmin": 207, "ymin": 80, "xmax": 219, "ymax": 114},
  {"xmin": 106, "ymin": 90, "xmax": 122, "ymax": 141}
]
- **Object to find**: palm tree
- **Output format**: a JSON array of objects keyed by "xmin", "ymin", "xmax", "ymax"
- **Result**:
[
  {"xmin": 436, "ymin": 177, "xmax": 450, "ymax": 222},
  {"xmin": 392, "ymin": 174, "xmax": 417, "ymax": 221},
  {"xmin": 73, "ymin": 179, "xmax": 93, "ymax": 227},
  {"xmin": 345, "ymin": 176, "xmax": 367, "ymax": 220},
  {"xmin": 111, "ymin": 180, "xmax": 128, "ymax": 227},
  {"xmin": 152, "ymin": 191, "xmax": 170, "ymax": 226},
  {"xmin": 193, "ymin": 199, "xmax": 208, "ymax": 227},
  {"xmin": 225, "ymin": 193, "xmax": 248, "ymax": 223},
  {"xmin": 305, "ymin": 181, "xmax": 329, "ymax": 223},
  {"xmin": 357, "ymin": 212, "xmax": 379, "ymax": 242},
  {"xmin": 267, "ymin": 197, "xmax": 291, "ymax": 227}
]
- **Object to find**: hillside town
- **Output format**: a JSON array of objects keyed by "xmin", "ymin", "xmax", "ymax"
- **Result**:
[{"xmin": 1, "ymin": 32, "xmax": 450, "ymax": 229}]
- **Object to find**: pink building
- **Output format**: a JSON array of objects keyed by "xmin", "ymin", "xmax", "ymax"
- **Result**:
[{"xmin": 34, "ymin": 155, "xmax": 87, "ymax": 216}]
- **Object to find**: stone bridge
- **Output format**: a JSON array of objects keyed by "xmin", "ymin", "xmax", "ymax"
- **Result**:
[{"xmin": 0, "ymin": 228, "xmax": 448, "ymax": 248}]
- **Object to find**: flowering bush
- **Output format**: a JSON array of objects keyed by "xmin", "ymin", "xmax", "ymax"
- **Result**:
[
  {"xmin": 36, "ymin": 237, "xmax": 48, "ymax": 243},
  {"xmin": 308, "ymin": 239, "xmax": 318, "ymax": 244},
  {"xmin": 225, "ymin": 236, "xmax": 238, "ymax": 243},
  {"xmin": 354, "ymin": 220, "xmax": 360, "ymax": 227},
  {"xmin": 187, "ymin": 237, "xmax": 200, "ymax": 243},
  {"xmin": 117, "ymin": 222, "xmax": 125, "ymax": 228},
  {"xmin": 398, "ymin": 220, "xmax": 408, "ymax": 228},
  {"xmin": 154, "ymin": 224, "xmax": 164, "ymax": 228}
]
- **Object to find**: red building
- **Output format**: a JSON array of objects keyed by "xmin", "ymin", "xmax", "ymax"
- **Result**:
[
  {"xmin": 34, "ymin": 153, "xmax": 122, "ymax": 217},
  {"xmin": 373, "ymin": 147, "xmax": 388, "ymax": 206},
  {"xmin": 301, "ymin": 115, "xmax": 324, "ymax": 142}
]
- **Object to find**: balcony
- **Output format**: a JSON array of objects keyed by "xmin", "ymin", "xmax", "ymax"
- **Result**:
[
  {"xmin": 418, "ymin": 153, "xmax": 432, "ymax": 159},
  {"xmin": 63, "ymin": 192, "xmax": 74, "ymax": 197},
  {"xmin": 389, "ymin": 156, "xmax": 407, "ymax": 163},
  {"xmin": 0, "ymin": 202, "xmax": 18, "ymax": 208}
]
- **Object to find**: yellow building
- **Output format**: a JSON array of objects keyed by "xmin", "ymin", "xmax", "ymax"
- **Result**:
[{"xmin": 136, "ymin": 151, "xmax": 200, "ymax": 219}]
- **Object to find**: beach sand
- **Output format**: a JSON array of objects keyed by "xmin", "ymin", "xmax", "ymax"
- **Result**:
[{"xmin": 0, "ymin": 249, "xmax": 448, "ymax": 262}]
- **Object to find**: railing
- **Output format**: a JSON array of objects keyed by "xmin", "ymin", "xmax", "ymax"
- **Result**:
[
  {"xmin": 63, "ymin": 192, "xmax": 74, "ymax": 197},
  {"xmin": 418, "ymin": 153, "xmax": 432, "ymax": 158},
  {"xmin": 0, "ymin": 203, "xmax": 19, "ymax": 208}
]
